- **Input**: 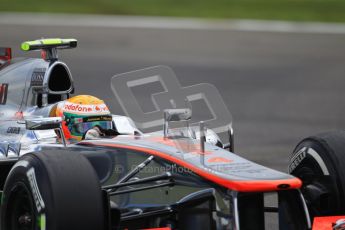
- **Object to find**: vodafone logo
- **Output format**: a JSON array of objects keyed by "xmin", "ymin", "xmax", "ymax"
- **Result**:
[
  {"xmin": 63, "ymin": 102, "xmax": 109, "ymax": 114},
  {"xmin": 64, "ymin": 103, "xmax": 93, "ymax": 113}
]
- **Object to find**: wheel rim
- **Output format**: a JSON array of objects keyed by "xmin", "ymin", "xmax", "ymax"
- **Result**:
[{"xmin": 6, "ymin": 183, "xmax": 36, "ymax": 230}]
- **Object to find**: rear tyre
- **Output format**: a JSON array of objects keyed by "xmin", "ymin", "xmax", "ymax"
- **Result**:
[
  {"xmin": 1, "ymin": 150, "xmax": 106, "ymax": 230},
  {"xmin": 289, "ymin": 131, "xmax": 345, "ymax": 219}
]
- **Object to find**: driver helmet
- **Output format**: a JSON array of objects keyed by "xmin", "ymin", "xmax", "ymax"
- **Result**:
[{"xmin": 54, "ymin": 95, "xmax": 112, "ymax": 141}]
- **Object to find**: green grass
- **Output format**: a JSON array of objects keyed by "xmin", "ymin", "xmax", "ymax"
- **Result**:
[{"xmin": 1, "ymin": 0, "xmax": 345, "ymax": 22}]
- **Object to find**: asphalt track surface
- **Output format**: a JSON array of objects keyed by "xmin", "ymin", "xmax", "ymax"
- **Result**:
[{"xmin": 1, "ymin": 13, "xmax": 345, "ymax": 229}]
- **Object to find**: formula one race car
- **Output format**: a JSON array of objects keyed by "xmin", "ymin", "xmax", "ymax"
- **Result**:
[{"xmin": 0, "ymin": 39, "xmax": 345, "ymax": 230}]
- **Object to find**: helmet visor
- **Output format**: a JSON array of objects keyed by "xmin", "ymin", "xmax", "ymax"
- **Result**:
[
  {"xmin": 64, "ymin": 114, "xmax": 113, "ymax": 138},
  {"xmin": 70, "ymin": 120, "xmax": 112, "ymax": 137}
]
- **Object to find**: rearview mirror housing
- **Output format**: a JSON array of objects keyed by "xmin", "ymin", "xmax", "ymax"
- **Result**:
[
  {"xmin": 164, "ymin": 108, "xmax": 192, "ymax": 122},
  {"xmin": 25, "ymin": 117, "xmax": 62, "ymax": 130}
]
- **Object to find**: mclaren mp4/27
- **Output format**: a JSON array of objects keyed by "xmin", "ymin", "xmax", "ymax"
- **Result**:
[{"xmin": 0, "ymin": 39, "xmax": 345, "ymax": 230}]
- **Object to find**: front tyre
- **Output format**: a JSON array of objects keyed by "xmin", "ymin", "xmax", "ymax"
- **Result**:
[
  {"xmin": 1, "ymin": 150, "xmax": 106, "ymax": 230},
  {"xmin": 289, "ymin": 131, "xmax": 345, "ymax": 219}
]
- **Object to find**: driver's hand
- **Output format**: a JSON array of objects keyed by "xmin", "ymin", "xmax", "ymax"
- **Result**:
[
  {"xmin": 83, "ymin": 126, "xmax": 119, "ymax": 140},
  {"xmin": 84, "ymin": 128, "xmax": 101, "ymax": 140}
]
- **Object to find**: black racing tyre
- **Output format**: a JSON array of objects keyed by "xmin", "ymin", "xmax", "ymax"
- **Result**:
[
  {"xmin": 0, "ymin": 150, "xmax": 106, "ymax": 230},
  {"xmin": 289, "ymin": 131, "xmax": 345, "ymax": 219}
]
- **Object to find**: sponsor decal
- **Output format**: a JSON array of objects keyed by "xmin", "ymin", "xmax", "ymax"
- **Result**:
[
  {"xmin": 0, "ymin": 83, "xmax": 8, "ymax": 105},
  {"xmin": 83, "ymin": 115, "xmax": 112, "ymax": 122},
  {"xmin": 208, "ymin": 157, "xmax": 232, "ymax": 163},
  {"xmin": 289, "ymin": 147, "xmax": 307, "ymax": 173},
  {"xmin": 63, "ymin": 102, "xmax": 109, "ymax": 114},
  {"xmin": 27, "ymin": 167, "xmax": 45, "ymax": 213},
  {"xmin": 6, "ymin": 127, "xmax": 20, "ymax": 134},
  {"xmin": 30, "ymin": 68, "xmax": 46, "ymax": 86}
]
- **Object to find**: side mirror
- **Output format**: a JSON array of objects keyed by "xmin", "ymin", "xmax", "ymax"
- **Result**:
[
  {"xmin": 163, "ymin": 108, "xmax": 192, "ymax": 138},
  {"xmin": 25, "ymin": 117, "xmax": 67, "ymax": 147},
  {"xmin": 164, "ymin": 108, "xmax": 192, "ymax": 122},
  {"xmin": 25, "ymin": 117, "xmax": 62, "ymax": 130}
]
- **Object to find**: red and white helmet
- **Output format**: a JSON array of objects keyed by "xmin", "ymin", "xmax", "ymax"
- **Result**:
[{"xmin": 54, "ymin": 95, "xmax": 112, "ymax": 141}]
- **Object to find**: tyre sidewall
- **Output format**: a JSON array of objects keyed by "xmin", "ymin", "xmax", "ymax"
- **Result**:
[
  {"xmin": 1, "ymin": 154, "xmax": 53, "ymax": 230},
  {"xmin": 290, "ymin": 138, "xmax": 345, "ymax": 215}
]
